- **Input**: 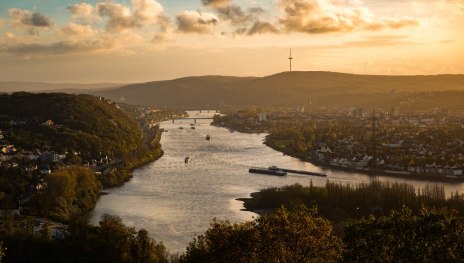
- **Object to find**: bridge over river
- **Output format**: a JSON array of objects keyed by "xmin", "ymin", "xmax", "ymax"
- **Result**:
[
  {"xmin": 171, "ymin": 110, "xmax": 219, "ymax": 123},
  {"xmin": 171, "ymin": 117, "xmax": 214, "ymax": 123}
]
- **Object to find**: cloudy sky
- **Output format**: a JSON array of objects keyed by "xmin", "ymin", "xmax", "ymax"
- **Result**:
[{"xmin": 0, "ymin": 0, "xmax": 462, "ymax": 83}]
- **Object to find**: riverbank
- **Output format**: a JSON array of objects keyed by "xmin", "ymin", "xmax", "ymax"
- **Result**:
[
  {"xmin": 212, "ymin": 122, "xmax": 464, "ymax": 184},
  {"xmin": 265, "ymin": 139, "xmax": 464, "ymax": 184},
  {"xmin": 103, "ymin": 127, "xmax": 165, "ymax": 188},
  {"xmin": 236, "ymin": 180, "xmax": 464, "ymax": 227}
]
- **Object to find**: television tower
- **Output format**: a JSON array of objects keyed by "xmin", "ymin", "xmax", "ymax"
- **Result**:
[{"xmin": 289, "ymin": 48, "xmax": 293, "ymax": 72}]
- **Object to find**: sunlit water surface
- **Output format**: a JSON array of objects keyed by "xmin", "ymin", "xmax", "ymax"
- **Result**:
[{"xmin": 91, "ymin": 111, "xmax": 464, "ymax": 252}]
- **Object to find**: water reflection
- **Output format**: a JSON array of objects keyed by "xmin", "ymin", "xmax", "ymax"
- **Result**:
[{"xmin": 91, "ymin": 111, "xmax": 464, "ymax": 252}]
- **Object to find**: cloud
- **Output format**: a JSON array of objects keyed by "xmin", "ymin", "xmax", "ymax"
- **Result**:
[
  {"xmin": 1, "ymin": 41, "xmax": 113, "ymax": 56},
  {"xmin": 215, "ymin": 5, "xmax": 251, "ymax": 24},
  {"xmin": 132, "ymin": 0, "xmax": 164, "ymax": 24},
  {"xmin": 247, "ymin": 21, "xmax": 279, "ymax": 35},
  {"xmin": 176, "ymin": 11, "xmax": 218, "ymax": 34},
  {"xmin": 57, "ymin": 23, "xmax": 100, "ymax": 41},
  {"xmin": 201, "ymin": 0, "xmax": 278, "ymax": 35},
  {"xmin": 0, "ymin": 30, "xmax": 144, "ymax": 57},
  {"xmin": 4, "ymin": 32, "xmax": 16, "ymax": 41},
  {"xmin": 152, "ymin": 15, "xmax": 175, "ymax": 43},
  {"xmin": 343, "ymin": 35, "xmax": 417, "ymax": 48},
  {"xmin": 67, "ymin": 3, "xmax": 98, "ymax": 23},
  {"xmin": 435, "ymin": 0, "xmax": 464, "ymax": 15},
  {"xmin": 278, "ymin": 0, "xmax": 418, "ymax": 34},
  {"xmin": 96, "ymin": 0, "xmax": 164, "ymax": 32},
  {"xmin": 97, "ymin": 2, "xmax": 136, "ymax": 31},
  {"xmin": 1, "ymin": 1, "xmax": 169, "ymax": 57},
  {"xmin": 202, "ymin": 0, "xmax": 231, "ymax": 8},
  {"xmin": 8, "ymin": 8, "xmax": 53, "ymax": 28},
  {"xmin": 202, "ymin": 0, "xmax": 265, "ymax": 25}
]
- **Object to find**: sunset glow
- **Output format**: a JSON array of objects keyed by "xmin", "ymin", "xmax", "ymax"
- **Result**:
[{"xmin": 0, "ymin": 0, "xmax": 463, "ymax": 82}]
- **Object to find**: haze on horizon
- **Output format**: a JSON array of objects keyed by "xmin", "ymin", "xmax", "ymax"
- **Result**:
[{"xmin": 0, "ymin": 0, "xmax": 463, "ymax": 83}]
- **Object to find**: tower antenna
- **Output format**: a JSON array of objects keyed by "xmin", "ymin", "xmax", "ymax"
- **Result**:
[{"xmin": 289, "ymin": 48, "xmax": 293, "ymax": 72}]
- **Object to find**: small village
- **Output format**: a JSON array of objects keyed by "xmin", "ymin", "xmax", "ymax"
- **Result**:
[
  {"xmin": 0, "ymin": 119, "xmax": 121, "ymax": 239},
  {"xmin": 216, "ymin": 107, "xmax": 464, "ymax": 178},
  {"xmin": 0, "ymin": 96, "xmax": 180, "ymax": 243}
]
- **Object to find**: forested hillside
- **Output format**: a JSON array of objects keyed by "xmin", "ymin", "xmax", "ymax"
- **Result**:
[{"xmin": 0, "ymin": 92, "xmax": 142, "ymax": 158}]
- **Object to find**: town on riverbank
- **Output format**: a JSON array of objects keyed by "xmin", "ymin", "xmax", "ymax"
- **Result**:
[
  {"xmin": 0, "ymin": 93, "xmax": 184, "ymax": 241},
  {"xmin": 213, "ymin": 107, "xmax": 464, "ymax": 182}
]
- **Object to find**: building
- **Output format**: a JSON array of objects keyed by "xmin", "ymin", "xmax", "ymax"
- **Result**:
[
  {"xmin": 258, "ymin": 112, "xmax": 267, "ymax": 122},
  {"xmin": 352, "ymin": 108, "xmax": 363, "ymax": 118}
]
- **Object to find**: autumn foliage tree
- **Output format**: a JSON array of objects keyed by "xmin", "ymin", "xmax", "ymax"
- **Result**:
[
  {"xmin": 343, "ymin": 207, "xmax": 464, "ymax": 262},
  {"xmin": 31, "ymin": 166, "xmax": 102, "ymax": 221},
  {"xmin": 181, "ymin": 205, "xmax": 344, "ymax": 263}
]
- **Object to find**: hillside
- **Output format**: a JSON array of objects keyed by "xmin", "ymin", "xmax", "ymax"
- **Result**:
[
  {"xmin": 0, "ymin": 82, "xmax": 123, "ymax": 93},
  {"xmin": 0, "ymin": 92, "xmax": 142, "ymax": 158},
  {"xmin": 93, "ymin": 71, "xmax": 464, "ymax": 110}
]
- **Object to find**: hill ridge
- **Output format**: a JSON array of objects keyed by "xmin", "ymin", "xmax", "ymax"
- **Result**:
[{"xmin": 92, "ymin": 71, "xmax": 464, "ymax": 110}]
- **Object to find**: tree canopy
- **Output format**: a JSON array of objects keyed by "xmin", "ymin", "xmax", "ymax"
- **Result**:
[
  {"xmin": 0, "ymin": 92, "xmax": 142, "ymax": 158},
  {"xmin": 181, "ymin": 205, "xmax": 343, "ymax": 263}
]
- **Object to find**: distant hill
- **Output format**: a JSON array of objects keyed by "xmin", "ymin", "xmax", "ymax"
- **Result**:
[
  {"xmin": 0, "ymin": 82, "xmax": 124, "ymax": 93},
  {"xmin": 92, "ymin": 71, "xmax": 464, "ymax": 110},
  {"xmin": 0, "ymin": 93, "xmax": 142, "ymax": 158}
]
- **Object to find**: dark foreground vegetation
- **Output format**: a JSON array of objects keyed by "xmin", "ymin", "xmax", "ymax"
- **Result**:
[
  {"xmin": 180, "ymin": 205, "xmax": 464, "ymax": 263},
  {"xmin": 1, "ymin": 214, "xmax": 171, "ymax": 263},
  {"xmin": 181, "ymin": 181, "xmax": 464, "ymax": 262},
  {"xmin": 2, "ymin": 181, "xmax": 464, "ymax": 262},
  {"xmin": 240, "ymin": 181, "xmax": 464, "ymax": 225}
]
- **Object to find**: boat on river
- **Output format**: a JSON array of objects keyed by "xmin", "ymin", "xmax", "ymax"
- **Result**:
[
  {"xmin": 249, "ymin": 167, "xmax": 287, "ymax": 176},
  {"xmin": 185, "ymin": 157, "xmax": 191, "ymax": 163},
  {"xmin": 268, "ymin": 166, "xmax": 327, "ymax": 177},
  {"xmin": 206, "ymin": 135, "xmax": 211, "ymax": 140}
]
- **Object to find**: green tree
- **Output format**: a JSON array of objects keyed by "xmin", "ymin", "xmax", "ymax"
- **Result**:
[{"xmin": 34, "ymin": 166, "xmax": 102, "ymax": 221}]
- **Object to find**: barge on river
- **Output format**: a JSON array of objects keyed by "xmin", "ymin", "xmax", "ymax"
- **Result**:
[
  {"xmin": 249, "ymin": 167, "xmax": 287, "ymax": 176},
  {"xmin": 249, "ymin": 166, "xmax": 327, "ymax": 177},
  {"xmin": 273, "ymin": 167, "xmax": 327, "ymax": 177}
]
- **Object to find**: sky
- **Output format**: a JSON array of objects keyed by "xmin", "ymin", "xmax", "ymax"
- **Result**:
[{"xmin": 0, "ymin": 0, "xmax": 463, "ymax": 83}]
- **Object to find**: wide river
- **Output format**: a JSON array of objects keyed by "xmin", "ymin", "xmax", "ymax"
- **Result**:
[{"xmin": 91, "ymin": 111, "xmax": 464, "ymax": 253}]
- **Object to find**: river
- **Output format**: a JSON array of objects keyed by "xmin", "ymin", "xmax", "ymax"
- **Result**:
[{"xmin": 91, "ymin": 110, "xmax": 464, "ymax": 253}]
